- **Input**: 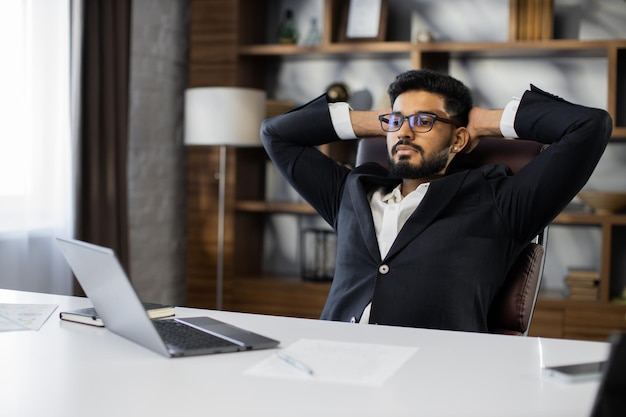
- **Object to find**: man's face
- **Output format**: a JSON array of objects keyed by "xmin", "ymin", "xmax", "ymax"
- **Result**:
[{"xmin": 386, "ymin": 90, "xmax": 456, "ymax": 179}]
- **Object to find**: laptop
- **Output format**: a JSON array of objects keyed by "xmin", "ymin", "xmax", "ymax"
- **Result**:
[
  {"xmin": 56, "ymin": 237, "xmax": 280, "ymax": 358},
  {"xmin": 589, "ymin": 332, "xmax": 626, "ymax": 417}
]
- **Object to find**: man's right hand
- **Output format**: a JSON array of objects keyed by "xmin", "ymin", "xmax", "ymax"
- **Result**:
[{"xmin": 462, "ymin": 107, "xmax": 505, "ymax": 153}]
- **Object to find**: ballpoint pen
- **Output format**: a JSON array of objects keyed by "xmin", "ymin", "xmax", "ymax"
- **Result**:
[{"xmin": 276, "ymin": 351, "xmax": 315, "ymax": 375}]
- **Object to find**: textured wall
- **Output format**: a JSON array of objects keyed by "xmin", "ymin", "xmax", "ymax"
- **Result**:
[{"xmin": 127, "ymin": 0, "xmax": 189, "ymax": 305}]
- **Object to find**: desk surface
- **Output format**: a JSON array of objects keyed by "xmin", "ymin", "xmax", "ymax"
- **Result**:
[{"xmin": 0, "ymin": 289, "xmax": 609, "ymax": 417}]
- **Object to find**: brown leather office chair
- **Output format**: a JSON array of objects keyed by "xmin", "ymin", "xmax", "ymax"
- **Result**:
[{"xmin": 355, "ymin": 136, "xmax": 549, "ymax": 336}]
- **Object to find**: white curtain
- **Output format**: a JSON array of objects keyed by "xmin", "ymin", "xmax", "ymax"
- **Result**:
[{"xmin": 0, "ymin": 0, "xmax": 74, "ymax": 294}]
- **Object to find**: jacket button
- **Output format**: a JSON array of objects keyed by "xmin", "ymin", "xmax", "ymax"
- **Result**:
[{"xmin": 378, "ymin": 264, "xmax": 389, "ymax": 274}]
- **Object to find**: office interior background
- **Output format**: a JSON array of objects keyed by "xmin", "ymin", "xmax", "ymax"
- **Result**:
[{"xmin": 1, "ymin": 0, "xmax": 625, "ymax": 324}]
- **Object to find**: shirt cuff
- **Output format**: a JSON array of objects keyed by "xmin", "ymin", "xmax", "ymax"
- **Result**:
[
  {"xmin": 500, "ymin": 97, "xmax": 520, "ymax": 138},
  {"xmin": 329, "ymin": 102, "xmax": 357, "ymax": 140}
]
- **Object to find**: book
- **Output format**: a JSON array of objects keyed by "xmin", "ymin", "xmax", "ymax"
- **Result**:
[
  {"xmin": 568, "ymin": 293, "xmax": 599, "ymax": 302},
  {"xmin": 59, "ymin": 302, "xmax": 174, "ymax": 327},
  {"xmin": 565, "ymin": 277, "xmax": 599, "ymax": 288},
  {"xmin": 566, "ymin": 268, "xmax": 601, "ymax": 280},
  {"xmin": 568, "ymin": 286, "xmax": 599, "ymax": 297}
]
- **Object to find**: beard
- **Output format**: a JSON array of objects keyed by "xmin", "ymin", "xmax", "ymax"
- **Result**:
[{"xmin": 387, "ymin": 142, "xmax": 450, "ymax": 179}]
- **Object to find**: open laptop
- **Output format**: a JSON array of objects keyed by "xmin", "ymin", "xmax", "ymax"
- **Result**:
[
  {"xmin": 56, "ymin": 237, "xmax": 279, "ymax": 358},
  {"xmin": 589, "ymin": 332, "xmax": 626, "ymax": 417}
]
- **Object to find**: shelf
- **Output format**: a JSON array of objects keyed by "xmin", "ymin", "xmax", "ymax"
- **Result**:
[
  {"xmin": 416, "ymin": 39, "xmax": 626, "ymax": 56},
  {"xmin": 239, "ymin": 39, "xmax": 626, "ymax": 58},
  {"xmin": 239, "ymin": 41, "xmax": 412, "ymax": 56},
  {"xmin": 238, "ymin": 38, "xmax": 626, "ymax": 139},
  {"xmin": 613, "ymin": 128, "xmax": 626, "ymax": 138},
  {"xmin": 235, "ymin": 204, "xmax": 626, "ymax": 221},
  {"xmin": 553, "ymin": 212, "xmax": 626, "ymax": 225},
  {"xmin": 539, "ymin": 293, "xmax": 626, "ymax": 306},
  {"xmin": 236, "ymin": 200, "xmax": 316, "ymax": 214}
]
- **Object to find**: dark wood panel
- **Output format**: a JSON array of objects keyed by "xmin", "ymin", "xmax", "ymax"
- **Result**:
[
  {"xmin": 185, "ymin": 146, "xmax": 219, "ymax": 308},
  {"xmin": 565, "ymin": 304, "xmax": 626, "ymax": 331},
  {"xmin": 185, "ymin": 144, "xmax": 239, "ymax": 309},
  {"xmin": 528, "ymin": 306, "xmax": 564, "ymax": 338},
  {"xmin": 189, "ymin": 0, "xmax": 239, "ymax": 87},
  {"xmin": 230, "ymin": 276, "xmax": 331, "ymax": 319}
]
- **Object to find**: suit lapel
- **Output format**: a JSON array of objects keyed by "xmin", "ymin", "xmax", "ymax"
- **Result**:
[
  {"xmin": 347, "ymin": 165, "xmax": 399, "ymax": 261},
  {"xmin": 384, "ymin": 170, "xmax": 470, "ymax": 259},
  {"xmin": 347, "ymin": 165, "xmax": 470, "ymax": 262}
]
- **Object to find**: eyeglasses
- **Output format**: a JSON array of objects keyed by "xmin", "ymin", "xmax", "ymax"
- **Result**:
[{"xmin": 378, "ymin": 112, "xmax": 458, "ymax": 133}]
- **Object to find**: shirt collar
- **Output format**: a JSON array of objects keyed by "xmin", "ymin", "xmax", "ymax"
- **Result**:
[{"xmin": 381, "ymin": 182, "xmax": 430, "ymax": 204}]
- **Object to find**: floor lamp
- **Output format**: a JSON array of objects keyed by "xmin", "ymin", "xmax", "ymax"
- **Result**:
[{"xmin": 184, "ymin": 87, "xmax": 266, "ymax": 310}]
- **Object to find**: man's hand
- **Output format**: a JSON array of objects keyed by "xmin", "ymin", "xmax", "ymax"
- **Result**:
[{"xmin": 461, "ymin": 107, "xmax": 505, "ymax": 154}]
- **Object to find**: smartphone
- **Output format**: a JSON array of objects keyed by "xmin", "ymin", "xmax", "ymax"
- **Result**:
[{"xmin": 543, "ymin": 361, "xmax": 606, "ymax": 383}]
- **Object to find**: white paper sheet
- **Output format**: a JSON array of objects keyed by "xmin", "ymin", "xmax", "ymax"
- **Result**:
[
  {"xmin": 246, "ymin": 338, "xmax": 418, "ymax": 386},
  {"xmin": 0, "ymin": 303, "xmax": 57, "ymax": 332}
]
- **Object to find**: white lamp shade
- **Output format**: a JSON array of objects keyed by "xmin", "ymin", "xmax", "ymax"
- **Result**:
[{"xmin": 184, "ymin": 87, "xmax": 266, "ymax": 146}]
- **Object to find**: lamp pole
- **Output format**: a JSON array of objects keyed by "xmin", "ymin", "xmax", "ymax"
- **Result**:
[
  {"xmin": 184, "ymin": 87, "xmax": 266, "ymax": 311},
  {"xmin": 216, "ymin": 144, "xmax": 227, "ymax": 310}
]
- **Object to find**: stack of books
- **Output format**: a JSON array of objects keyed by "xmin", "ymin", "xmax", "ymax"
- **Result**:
[{"xmin": 565, "ymin": 269, "xmax": 600, "ymax": 301}]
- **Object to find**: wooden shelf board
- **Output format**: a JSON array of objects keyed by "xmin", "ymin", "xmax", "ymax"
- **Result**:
[
  {"xmin": 553, "ymin": 212, "xmax": 626, "ymax": 225},
  {"xmin": 239, "ymin": 40, "xmax": 626, "ymax": 58},
  {"xmin": 239, "ymin": 41, "xmax": 412, "ymax": 56},
  {"xmin": 236, "ymin": 200, "xmax": 316, "ymax": 214},
  {"xmin": 417, "ymin": 39, "xmax": 625, "ymax": 54},
  {"xmin": 612, "ymin": 127, "xmax": 626, "ymax": 139}
]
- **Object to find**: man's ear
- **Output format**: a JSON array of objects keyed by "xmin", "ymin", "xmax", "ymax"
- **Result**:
[{"xmin": 451, "ymin": 127, "xmax": 471, "ymax": 154}]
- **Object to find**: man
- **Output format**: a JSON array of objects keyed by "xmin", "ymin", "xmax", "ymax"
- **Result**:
[{"xmin": 261, "ymin": 69, "xmax": 611, "ymax": 332}]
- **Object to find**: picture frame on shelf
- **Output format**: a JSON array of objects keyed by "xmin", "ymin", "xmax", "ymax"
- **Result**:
[{"xmin": 338, "ymin": 0, "xmax": 388, "ymax": 42}]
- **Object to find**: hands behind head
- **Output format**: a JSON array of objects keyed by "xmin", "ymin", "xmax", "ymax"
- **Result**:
[{"xmin": 460, "ymin": 107, "xmax": 506, "ymax": 154}]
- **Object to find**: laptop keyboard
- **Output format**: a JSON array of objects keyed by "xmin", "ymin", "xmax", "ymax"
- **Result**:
[{"xmin": 153, "ymin": 319, "xmax": 237, "ymax": 351}]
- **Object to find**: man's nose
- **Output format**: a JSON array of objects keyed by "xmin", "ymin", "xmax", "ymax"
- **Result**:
[{"xmin": 396, "ymin": 117, "xmax": 414, "ymax": 138}]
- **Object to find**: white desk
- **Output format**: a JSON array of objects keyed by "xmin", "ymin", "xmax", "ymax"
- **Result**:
[{"xmin": 0, "ymin": 289, "xmax": 609, "ymax": 417}]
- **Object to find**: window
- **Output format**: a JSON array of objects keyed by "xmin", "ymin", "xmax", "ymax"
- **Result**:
[{"xmin": 0, "ymin": 0, "xmax": 73, "ymax": 294}]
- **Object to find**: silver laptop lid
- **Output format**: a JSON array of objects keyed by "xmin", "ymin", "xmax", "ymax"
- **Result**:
[{"xmin": 57, "ymin": 237, "xmax": 169, "ymax": 356}]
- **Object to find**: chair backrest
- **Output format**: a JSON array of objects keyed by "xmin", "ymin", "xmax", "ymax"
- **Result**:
[
  {"xmin": 487, "ymin": 230, "xmax": 547, "ymax": 335},
  {"xmin": 355, "ymin": 136, "xmax": 548, "ymax": 336}
]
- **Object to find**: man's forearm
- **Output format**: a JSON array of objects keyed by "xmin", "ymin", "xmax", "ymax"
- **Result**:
[
  {"xmin": 349, "ymin": 110, "xmax": 387, "ymax": 137},
  {"xmin": 467, "ymin": 108, "xmax": 505, "ymax": 139}
]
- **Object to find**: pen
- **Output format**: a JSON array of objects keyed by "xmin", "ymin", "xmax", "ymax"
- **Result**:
[{"xmin": 276, "ymin": 351, "xmax": 315, "ymax": 375}]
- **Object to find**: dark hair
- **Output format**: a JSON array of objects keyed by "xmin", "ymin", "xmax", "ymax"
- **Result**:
[{"xmin": 387, "ymin": 69, "xmax": 473, "ymax": 127}]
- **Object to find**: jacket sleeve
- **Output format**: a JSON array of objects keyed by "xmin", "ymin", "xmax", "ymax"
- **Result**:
[
  {"xmin": 260, "ymin": 94, "xmax": 353, "ymax": 227},
  {"xmin": 495, "ymin": 85, "xmax": 612, "ymax": 243}
]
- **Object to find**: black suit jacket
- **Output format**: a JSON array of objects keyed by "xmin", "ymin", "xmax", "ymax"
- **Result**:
[{"xmin": 261, "ymin": 86, "xmax": 612, "ymax": 332}]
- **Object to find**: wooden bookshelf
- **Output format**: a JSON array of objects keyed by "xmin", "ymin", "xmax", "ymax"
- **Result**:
[{"xmin": 187, "ymin": 0, "xmax": 626, "ymax": 339}]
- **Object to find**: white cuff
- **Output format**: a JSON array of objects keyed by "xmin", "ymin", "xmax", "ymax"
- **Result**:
[
  {"xmin": 500, "ymin": 97, "xmax": 520, "ymax": 139},
  {"xmin": 329, "ymin": 102, "xmax": 357, "ymax": 140}
]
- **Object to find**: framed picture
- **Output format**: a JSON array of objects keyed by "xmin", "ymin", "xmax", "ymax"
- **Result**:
[{"xmin": 338, "ymin": 0, "xmax": 388, "ymax": 42}]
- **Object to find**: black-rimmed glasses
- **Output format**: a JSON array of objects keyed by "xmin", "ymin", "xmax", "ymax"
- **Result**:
[{"xmin": 378, "ymin": 112, "xmax": 458, "ymax": 133}]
